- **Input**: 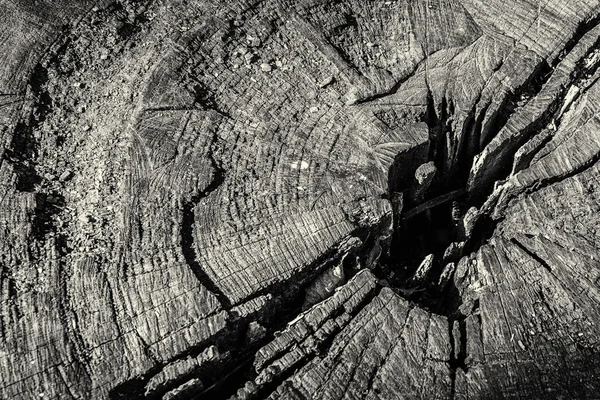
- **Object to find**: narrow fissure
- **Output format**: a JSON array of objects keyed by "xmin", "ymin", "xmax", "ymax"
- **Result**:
[
  {"xmin": 510, "ymin": 238, "xmax": 552, "ymax": 272},
  {"xmin": 179, "ymin": 147, "xmax": 230, "ymax": 308}
]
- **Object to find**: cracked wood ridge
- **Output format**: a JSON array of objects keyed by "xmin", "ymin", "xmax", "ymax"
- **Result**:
[{"xmin": 1, "ymin": 0, "xmax": 600, "ymax": 398}]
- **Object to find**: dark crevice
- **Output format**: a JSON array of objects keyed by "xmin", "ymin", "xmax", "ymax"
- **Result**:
[
  {"xmin": 510, "ymin": 237, "xmax": 552, "ymax": 272},
  {"xmin": 200, "ymin": 225, "xmax": 380, "ymax": 400},
  {"xmin": 110, "ymin": 314, "xmax": 247, "ymax": 400},
  {"xmin": 448, "ymin": 314, "xmax": 467, "ymax": 399},
  {"xmin": 424, "ymin": 86, "xmax": 445, "ymax": 178},
  {"xmin": 381, "ymin": 88, "xmax": 470, "ymax": 314},
  {"xmin": 351, "ymin": 73, "xmax": 406, "ymax": 105},
  {"xmin": 491, "ymin": 10, "xmax": 600, "ymax": 146},
  {"xmin": 380, "ymin": 88, "xmax": 465, "ymax": 306},
  {"xmin": 375, "ymin": 11, "xmax": 600, "ymax": 320},
  {"xmin": 448, "ymin": 300, "xmax": 479, "ymax": 398},
  {"xmin": 557, "ymin": 12, "xmax": 600, "ymax": 71},
  {"xmin": 512, "ymin": 128, "xmax": 554, "ymax": 173},
  {"xmin": 449, "ymin": 316, "xmax": 468, "ymax": 371},
  {"xmin": 111, "ymin": 224, "xmax": 378, "ymax": 400},
  {"xmin": 191, "ymin": 299, "xmax": 304, "ymax": 400},
  {"xmin": 109, "ymin": 321, "xmax": 245, "ymax": 400},
  {"xmin": 191, "ymin": 84, "xmax": 230, "ymax": 118},
  {"xmin": 464, "ymin": 55, "xmax": 552, "ymax": 206},
  {"xmin": 179, "ymin": 84, "xmax": 231, "ymax": 308},
  {"xmin": 112, "ymin": 122, "xmax": 237, "ymax": 400},
  {"xmin": 524, "ymin": 139, "xmax": 600, "ymax": 196},
  {"xmin": 468, "ymin": 12, "xmax": 600, "ymax": 204},
  {"xmin": 244, "ymin": 284, "xmax": 382, "ymax": 400},
  {"xmin": 496, "ymin": 144, "xmax": 600, "ymax": 215},
  {"xmin": 462, "ymin": 26, "xmax": 600, "ymax": 253},
  {"xmin": 179, "ymin": 146, "xmax": 230, "ymax": 308},
  {"xmin": 481, "ymin": 58, "xmax": 553, "ymax": 149}
]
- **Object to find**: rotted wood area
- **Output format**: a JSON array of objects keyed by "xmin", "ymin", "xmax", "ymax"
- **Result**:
[{"xmin": 2, "ymin": 0, "xmax": 600, "ymax": 399}]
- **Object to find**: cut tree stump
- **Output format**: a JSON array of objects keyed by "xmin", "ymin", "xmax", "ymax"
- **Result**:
[{"xmin": 1, "ymin": 0, "xmax": 600, "ymax": 399}]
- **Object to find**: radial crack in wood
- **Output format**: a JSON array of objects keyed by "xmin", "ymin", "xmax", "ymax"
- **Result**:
[{"xmin": 1, "ymin": 0, "xmax": 600, "ymax": 399}]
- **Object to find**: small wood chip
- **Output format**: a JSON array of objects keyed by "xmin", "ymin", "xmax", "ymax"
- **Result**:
[{"xmin": 59, "ymin": 170, "xmax": 73, "ymax": 182}]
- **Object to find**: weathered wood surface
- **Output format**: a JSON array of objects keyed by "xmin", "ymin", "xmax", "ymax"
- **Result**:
[{"xmin": 2, "ymin": 0, "xmax": 600, "ymax": 399}]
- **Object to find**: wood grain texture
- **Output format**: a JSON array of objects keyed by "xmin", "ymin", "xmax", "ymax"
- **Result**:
[{"xmin": 1, "ymin": 0, "xmax": 600, "ymax": 399}]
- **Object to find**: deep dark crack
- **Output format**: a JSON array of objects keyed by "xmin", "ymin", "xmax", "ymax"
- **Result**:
[
  {"xmin": 179, "ymin": 146, "xmax": 230, "ymax": 308},
  {"xmin": 373, "ymin": 11, "xmax": 600, "ymax": 320}
]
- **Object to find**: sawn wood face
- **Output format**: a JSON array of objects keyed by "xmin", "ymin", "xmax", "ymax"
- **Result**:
[{"xmin": 1, "ymin": 0, "xmax": 600, "ymax": 399}]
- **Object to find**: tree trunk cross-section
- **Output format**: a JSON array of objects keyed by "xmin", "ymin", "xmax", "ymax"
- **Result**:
[{"xmin": 1, "ymin": 0, "xmax": 600, "ymax": 398}]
